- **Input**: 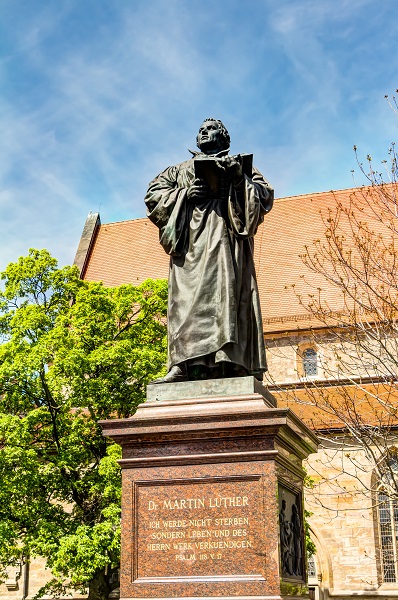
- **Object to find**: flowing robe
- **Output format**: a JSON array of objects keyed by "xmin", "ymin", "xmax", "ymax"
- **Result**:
[{"xmin": 145, "ymin": 154, "xmax": 273, "ymax": 374}]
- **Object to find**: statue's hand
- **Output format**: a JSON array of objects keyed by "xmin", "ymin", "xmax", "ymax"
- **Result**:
[
  {"xmin": 217, "ymin": 155, "xmax": 243, "ymax": 183},
  {"xmin": 187, "ymin": 178, "xmax": 209, "ymax": 201}
]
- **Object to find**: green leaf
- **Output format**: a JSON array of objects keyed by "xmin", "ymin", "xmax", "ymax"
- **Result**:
[{"xmin": 0, "ymin": 249, "xmax": 167, "ymax": 599}]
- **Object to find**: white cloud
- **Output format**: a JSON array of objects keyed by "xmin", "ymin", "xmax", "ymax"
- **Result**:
[{"xmin": 1, "ymin": 0, "xmax": 397, "ymax": 271}]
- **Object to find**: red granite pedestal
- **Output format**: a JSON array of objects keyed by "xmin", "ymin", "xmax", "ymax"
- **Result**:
[{"xmin": 100, "ymin": 377, "xmax": 318, "ymax": 600}]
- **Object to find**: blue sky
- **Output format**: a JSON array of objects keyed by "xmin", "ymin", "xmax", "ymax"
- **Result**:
[{"xmin": 1, "ymin": 0, "xmax": 397, "ymax": 270}]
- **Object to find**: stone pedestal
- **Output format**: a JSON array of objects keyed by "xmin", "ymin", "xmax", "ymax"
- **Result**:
[{"xmin": 100, "ymin": 377, "xmax": 318, "ymax": 600}]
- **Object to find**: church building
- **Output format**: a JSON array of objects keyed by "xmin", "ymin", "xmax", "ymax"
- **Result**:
[{"xmin": 71, "ymin": 184, "xmax": 398, "ymax": 600}]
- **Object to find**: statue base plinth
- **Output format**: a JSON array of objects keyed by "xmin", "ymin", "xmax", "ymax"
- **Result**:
[
  {"xmin": 146, "ymin": 375, "xmax": 276, "ymax": 404},
  {"xmin": 100, "ymin": 377, "xmax": 318, "ymax": 600}
]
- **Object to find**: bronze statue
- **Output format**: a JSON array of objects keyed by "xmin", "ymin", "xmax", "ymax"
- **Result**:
[{"xmin": 145, "ymin": 118, "xmax": 273, "ymax": 383}]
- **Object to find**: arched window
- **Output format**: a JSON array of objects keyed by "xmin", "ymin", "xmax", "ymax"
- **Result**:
[
  {"xmin": 307, "ymin": 554, "xmax": 317, "ymax": 578},
  {"xmin": 378, "ymin": 491, "xmax": 398, "ymax": 582},
  {"xmin": 307, "ymin": 554, "xmax": 318, "ymax": 600},
  {"xmin": 302, "ymin": 347, "xmax": 318, "ymax": 377},
  {"xmin": 377, "ymin": 456, "xmax": 398, "ymax": 583}
]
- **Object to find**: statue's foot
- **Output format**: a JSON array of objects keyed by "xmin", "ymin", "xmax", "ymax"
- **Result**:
[
  {"xmin": 251, "ymin": 370, "xmax": 264, "ymax": 382},
  {"xmin": 151, "ymin": 365, "xmax": 187, "ymax": 384}
]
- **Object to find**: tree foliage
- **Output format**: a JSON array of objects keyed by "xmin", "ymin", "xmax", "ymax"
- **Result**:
[{"xmin": 0, "ymin": 249, "xmax": 168, "ymax": 600}]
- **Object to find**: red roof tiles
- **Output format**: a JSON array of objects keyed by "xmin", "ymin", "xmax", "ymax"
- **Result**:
[
  {"xmin": 82, "ymin": 218, "xmax": 169, "ymax": 286},
  {"xmin": 78, "ymin": 186, "xmax": 392, "ymax": 334}
]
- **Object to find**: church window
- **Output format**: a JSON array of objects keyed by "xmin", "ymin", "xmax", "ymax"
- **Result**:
[
  {"xmin": 307, "ymin": 554, "xmax": 317, "ymax": 578},
  {"xmin": 302, "ymin": 347, "xmax": 318, "ymax": 377},
  {"xmin": 377, "ymin": 456, "xmax": 398, "ymax": 583}
]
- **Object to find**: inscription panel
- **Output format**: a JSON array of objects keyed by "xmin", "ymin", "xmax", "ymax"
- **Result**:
[{"xmin": 134, "ymin": 476, "xmax": 265, "ymax": 580}]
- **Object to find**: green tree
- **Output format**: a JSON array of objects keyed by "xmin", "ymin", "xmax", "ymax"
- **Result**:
[{"xmin": 0, "ymin": 249, "xmax": 168, "ymax": 600}]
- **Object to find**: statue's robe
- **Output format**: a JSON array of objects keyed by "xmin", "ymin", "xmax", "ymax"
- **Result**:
[{"xmin": 145, "ymin": 153, "xmax": 273, "ymax": 375}]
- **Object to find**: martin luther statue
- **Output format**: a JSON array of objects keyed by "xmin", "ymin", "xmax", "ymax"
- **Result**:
[{"xmin": 145, "ymin": 118, "xmax": 273, "ymax": 383}]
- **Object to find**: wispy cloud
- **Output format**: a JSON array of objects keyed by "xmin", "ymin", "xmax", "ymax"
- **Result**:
[{"xmin": 1, "ymin": 0, "xmax": 397, "ymax": 270}]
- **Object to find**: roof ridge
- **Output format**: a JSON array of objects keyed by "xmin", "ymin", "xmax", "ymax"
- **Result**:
[
  {"xmin": 274, "ymin": 186, "xmax": 360, "ymax": 203},
  {"xmin": 100, "ymin": 216, "xmax": 149, "ymax": 226},
  {"xmin": 274, "ymin": 182, "xmax": 397, "ymax": 202},
  {"xmin": 99, "ymin": 185, "xmax": 388, "ymax": 223}
]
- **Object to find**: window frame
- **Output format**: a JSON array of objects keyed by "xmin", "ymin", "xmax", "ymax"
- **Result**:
[
  {"xmin": 296, "ymin": 342, "xmax": 319, "ymax": 379},
  {"xmin": 376, "ymin": 456, "xmax": 398, "ymax": 585},
  {"xmin": 377, "ymin": 487, "xmax": 398, "ymax": 583}
]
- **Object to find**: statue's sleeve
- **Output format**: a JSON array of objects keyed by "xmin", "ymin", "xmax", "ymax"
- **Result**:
[
  {"xmin": 145, "ymin": 165, "xmax": 188, "ymax": 256},
  {"xmin": 228, "ymin": 166, "xmax": 274, "ymax": 239}
]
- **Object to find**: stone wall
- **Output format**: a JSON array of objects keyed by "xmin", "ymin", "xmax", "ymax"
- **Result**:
[
  {"xmin": 265, "ymin": 330, "xmax": 396, "ymax": 385},
  {"xmin": 304, "ymin": 442, "xmax": 398, "ymax": 599},
  {"xmin": 265, "ymin": 330, "xmax": 398, "ymax": 598},
  {"xmin": 0, "ymin": 557, "xmax": 68, "ymax": 600}
]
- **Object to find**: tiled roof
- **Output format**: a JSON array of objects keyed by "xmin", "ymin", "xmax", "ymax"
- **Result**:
[
  {"xmin": 273, "ymin": 381, "xmax": 398, "ymax": 431},
  {"xmin": 82, "ymin": 218, "xmax": 169, "ymax": 286},
  {"xmin": 78, "ymin": 186, "xmax": 389, "ymax": 333}
]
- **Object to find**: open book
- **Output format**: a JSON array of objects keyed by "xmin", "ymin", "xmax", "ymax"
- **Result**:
[{"xmin": 194, "ymin": 153, "xmax": 253, "ymax": 197}]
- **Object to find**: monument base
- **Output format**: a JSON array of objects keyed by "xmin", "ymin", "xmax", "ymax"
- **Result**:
[{"xmin": 100, "ymin": 377, "xmax": 318, "ymax": 600}]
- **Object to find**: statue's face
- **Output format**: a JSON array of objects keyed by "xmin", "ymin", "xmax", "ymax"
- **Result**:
[
  {"xmin": 198, "ymin": 120, "xmax": 221, "ymax": 145},
  {"xmin": 197, "ymin": 120, "xmax": 223, "ymax": 154}
]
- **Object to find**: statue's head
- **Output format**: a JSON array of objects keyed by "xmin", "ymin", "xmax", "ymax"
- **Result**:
[{"xmin": 196, "ymin": 118, "xmax": 230, "ymax": 155}]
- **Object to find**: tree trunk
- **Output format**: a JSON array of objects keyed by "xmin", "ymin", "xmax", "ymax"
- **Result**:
[{"xmin": 88, "ymin": 569, "xmax": 111, "ymax": 600}]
